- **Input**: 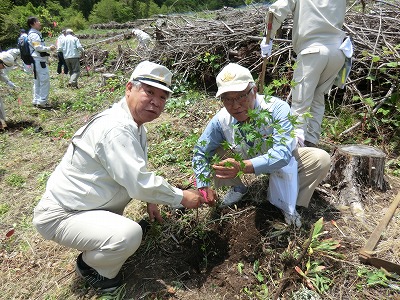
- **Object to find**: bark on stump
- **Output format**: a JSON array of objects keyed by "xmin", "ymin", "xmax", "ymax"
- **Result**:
[{"xmin": 325, "ymin": 144, "xmax": 387, "ymax": 219}]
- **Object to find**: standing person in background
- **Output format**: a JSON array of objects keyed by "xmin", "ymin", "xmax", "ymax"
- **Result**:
[
  {"xmin": 56, "ymin": 29, "xmax": 68, "ymax": 75},
  {"xmin": 27, "ymin": 16, "xmax": 56, "ymax": 109},
  {"xmin": 132, "ymin": 29, "xmax": 151, "ymax": 49},
  {"xmin": 260, "ymin": 0, "xmax": 348, "ymax": 147},
  {"xmin": 61, "ymin": 29, "xmax": 84, "ymax": 88},
  {"xmin": 0, "ymin": 52, "xmax": 17, "ymax": 130}
]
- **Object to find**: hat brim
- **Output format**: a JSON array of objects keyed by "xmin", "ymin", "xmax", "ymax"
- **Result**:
[
  {"xmin": 138, "ymin": 79, "xmax": 172, "ymax": 93},
  {"xmin": 215, "ymin": 82, "xmax": 249, "ymax": 98}
]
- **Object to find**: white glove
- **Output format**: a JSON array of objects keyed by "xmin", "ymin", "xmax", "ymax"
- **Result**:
[
  {"xmin": 7, "ymin": 81, "xmax": 16, "ymax": 89},
  {"xmin": 260, "ymin": 37, "xmax": 273, "ymax": 57}
]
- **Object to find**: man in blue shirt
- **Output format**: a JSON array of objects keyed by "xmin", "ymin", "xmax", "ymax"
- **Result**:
[{"xmin": 192, "ymin": 63, "xmax": 331, "ymax": 226}]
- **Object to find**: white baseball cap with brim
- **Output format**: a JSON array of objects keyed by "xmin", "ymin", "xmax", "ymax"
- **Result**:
[
  {"xmin": 0, "ymin": 52, "xmax": 15, "ymax": 67},
  {"xmin": 216, "ymin": 63, "xmax": 254, "ymax": 97},
  {"xmin": 129, "ymin": 61, "xmax": 173, "ymax": 93}
]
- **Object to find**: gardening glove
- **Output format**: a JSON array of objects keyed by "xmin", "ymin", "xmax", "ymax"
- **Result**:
[
  {"xmin": 260, "ymin": 37, "xmax": 273, "ymax": 58},
  {"xmin": 7, "ymin": 81, "xmax": 16, "ymax": 89},
  {"xmin": 199, "ymin": 187, "xmax": 217, "ymax": 207}
]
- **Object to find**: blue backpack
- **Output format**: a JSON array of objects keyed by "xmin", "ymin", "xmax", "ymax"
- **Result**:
[{"xmin": 18, "ymin": 34, "xmax": 34, "ymax": 65}]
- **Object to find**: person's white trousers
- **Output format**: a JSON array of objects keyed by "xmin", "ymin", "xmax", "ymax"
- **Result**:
[
  {"xmin": 291, "ymin": 43, "xmax": 346, "ymax": 144},
  {"xmin": 33, "ymin": 195, "xmax": 142, "ymax": 279},
  {"xmin": 32, "ymin": 59, "xmax": 50, "ymax": 105}
]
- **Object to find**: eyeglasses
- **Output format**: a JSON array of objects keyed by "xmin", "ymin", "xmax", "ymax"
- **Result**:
[{"xmin": 220, "ymin": 87, "xmax": 253, "ymax": 106}]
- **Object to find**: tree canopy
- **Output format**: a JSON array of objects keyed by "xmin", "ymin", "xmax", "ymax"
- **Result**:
[{"xmin": 0, "ymin": 0, "xmax": 266, "ymax": 48}]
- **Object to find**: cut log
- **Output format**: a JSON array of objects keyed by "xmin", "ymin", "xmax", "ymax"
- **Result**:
[{"xmin": 325, "ymin": 144, "xmax": 387, "ymax": 219}]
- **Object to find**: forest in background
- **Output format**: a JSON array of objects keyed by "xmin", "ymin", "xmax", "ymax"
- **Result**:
[{"xmin": 0, "ymin": 0, "xmax": 267, "ymax": 48}]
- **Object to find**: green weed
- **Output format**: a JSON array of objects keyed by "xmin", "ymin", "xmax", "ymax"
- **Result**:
[
  {"xmin": 5, "ymin": 174, "xmax": 26, "ymax": 188},
  {"xmin": 0, "ymin": 203, "xmax": 10, "ymax": 217},
  {"xmin": 357, "ymin": 267, "xmax": 400, "ymax": 291}
]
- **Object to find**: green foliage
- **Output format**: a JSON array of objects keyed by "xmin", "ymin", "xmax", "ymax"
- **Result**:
[
  {"xmin": 37, "ymin": 171, "xmax": 52, "ymax": 188},
  {"xmin": 59, "ymin": 90, "xmax": 116, "ymax": 112},
  {"xmin": 0, "ymin": 203, "xmax": 10, "ymax": 217},
  {"xmin": 357, "ymin": 267, "xmax": 400, "ymax": 291},
  {"xmin": 148, "ymin": 120, "xmax": 199, "ymax": 175},
  {"xmin": 62, "ymin": 9, "xmax": 87, "ymax": 30},
  {"xmin": 198, "ymin": 52, "xmax": 221, "ymax": 73},
  {"xmin": 89, "ymin": 0, "xmax": 134, "ymax": 24},
  {"xmin": 5, "ymin": 174, "xmax": 26, "ymax": 188},
  {"xmin": 98, "ymin": 284, "xmax": 126, "ymax": 299},
  {"xmin": 294, "ymin": 218, "xmax": 343, "ymax": 294},
  {"xmin": 237, "ymin": 262, "xmax": 244, "ymax": 275}
]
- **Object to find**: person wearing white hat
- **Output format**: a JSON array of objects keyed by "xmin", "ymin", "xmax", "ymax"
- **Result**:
[
  {"xmin": 61, "ymin": 28, "xmax": 84, "ymax": 88},
  {"xmin": 33, "ymin": 61, "xmax": 206, "ymax": 292},
  {"xmin": 0, "ymin": 52, "xmax": 17, "ymax": 130},
  {"xmin": 192, "ymin": 63, "xmax": 331, "ymax": 227}
]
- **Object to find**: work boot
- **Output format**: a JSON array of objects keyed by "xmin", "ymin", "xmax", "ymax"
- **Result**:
[{"xmin": 75, "ymin": 253, "xmax": 122, "ymax": 292}]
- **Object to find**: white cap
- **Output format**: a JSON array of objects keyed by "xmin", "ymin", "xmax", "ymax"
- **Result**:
[
  {"xmin": 66, "ymin": 28, "xmax": 73, "ymax": 34},
  {"xmin": 216, "ymin": 63, "xmax": 254, "ymax": 97},
  {"xmin": 0, "ymin": 52, "xmax": 15, "ymax": 67},
  {"xmin": 129, "ymin": 61, "xmax": 172, "ymax": 93}
]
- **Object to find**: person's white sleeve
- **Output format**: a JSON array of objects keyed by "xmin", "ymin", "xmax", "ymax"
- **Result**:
[
  {"xmin": 98, "ymin": 127, "xmax": 183, "ymax": 207},
  {"xmin": 268, "ymin": 0, "xmax": 296, "ymax": 37},
  {"xmin": 260, "ymin": 38, "xmax": 273, "ymax": 57}
]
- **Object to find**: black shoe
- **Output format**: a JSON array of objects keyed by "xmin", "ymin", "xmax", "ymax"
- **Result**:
[
  {"xmin": 75, "ymin": 253, "xmax": 122, "ymax": 292},
  {"xmin": 138, "ymin": 219, "xmax": 151, "ymax": 236}
]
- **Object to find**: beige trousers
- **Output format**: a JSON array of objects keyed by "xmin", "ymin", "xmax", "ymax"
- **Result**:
[
  {"xmin": 33, "ymin": 196, "xmax": 142, "ymax": 279},
  {"xmin": 291, "ymin": 44, "xmax": 345, "ymax": 145},
  {"xmin": 215, "ymin": 147, "xmax": 331, "ymax": 208}
]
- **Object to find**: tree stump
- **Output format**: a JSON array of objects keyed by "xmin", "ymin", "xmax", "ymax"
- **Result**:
[
  {"xmin": 325, "ymin": 144, "xmax": 387, "ymax": 219},
  {"xmin": 101, "ymin": 73, "xmax": 116, "ymax": 86}
]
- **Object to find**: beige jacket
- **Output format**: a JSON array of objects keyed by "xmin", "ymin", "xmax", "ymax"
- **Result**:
[{"xmin": 269, "ymin": 0, "xmax": 346, "ymax": 54}]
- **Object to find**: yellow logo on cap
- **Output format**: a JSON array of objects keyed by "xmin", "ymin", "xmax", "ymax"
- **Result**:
[
  {"xmin": 220, "ymin": 72, "xmax": 236, "ymax": 82},
  {"xmin": 151, "ymin": 70, "xmax": 168, "ymax": 81}
]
